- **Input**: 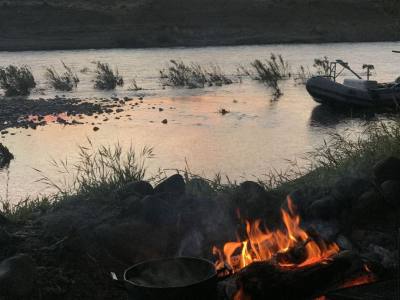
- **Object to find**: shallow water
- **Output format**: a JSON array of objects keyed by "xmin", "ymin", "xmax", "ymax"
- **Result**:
[{"xmin": 1, "ymin": 42, "xmax": 400, "ymax": 202}]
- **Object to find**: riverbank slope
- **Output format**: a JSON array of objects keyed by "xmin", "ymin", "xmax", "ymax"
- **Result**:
[{"xmin": 0, "ymin": 0, "xmax": 399, "ymax": 51}]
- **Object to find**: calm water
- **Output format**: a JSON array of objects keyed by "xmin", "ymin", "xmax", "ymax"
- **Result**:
[{"xmin": 1, "ymin": 42, "xmax": 400, "ymax": 202}]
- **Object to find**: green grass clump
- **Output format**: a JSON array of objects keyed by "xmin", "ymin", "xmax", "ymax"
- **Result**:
[
  {"xmin": 160, "ymin": 60, "xmax": 232, "ymax": 88},
  {"xmin": 3, "ymin": 119, "xmax": 400, "ymax": 223},
  {"xmin": 93, "ymin": 62, "xmax": 124, "ymax": 90},
  {"xmin": 45, "ymin": 62, "xmax": 79, "ymax": 91},
  {"xmin": 261, "ymin": 119, "xmax": 400, "ymax": 194},
  {"xmin": 38, "ymin": 140, "xmax": 154, "ymax": 202},
  {"xmin": 0, "ymin": 65, "xmax": 36, "ymax": 96}
]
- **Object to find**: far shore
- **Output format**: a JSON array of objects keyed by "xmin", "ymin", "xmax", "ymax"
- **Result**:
[{"xmin": 0, "ymin": 0, "xmax": 399, "ymax": 52}]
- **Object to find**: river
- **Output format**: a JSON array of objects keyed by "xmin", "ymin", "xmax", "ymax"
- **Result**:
[{"xmin": 1, "ymin": 42, "xmax": 399, "ymax": 202}]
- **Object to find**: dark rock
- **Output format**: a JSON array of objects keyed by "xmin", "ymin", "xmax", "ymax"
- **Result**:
[
  {"xmin": 374, "ymin": 156, "xmax": 400, "ymax": 184},
  {"xmin": 0, "ymin": 254, "xmax": 36, "ymax": 298},
  {"xmin": 141, "ymin": 194, "xmax": 182, "ymax": 226},
  {"xmin": 186, "ymin": 178, "xmax": 214, "ymax": 198},
  {"xmin": 161, "ymin": 119, "xmax": 168, "ymax": 124},
  {"xmin": 287, "ymin": 188, "xmax": 323, "ymax": 216},
  {"xmin": 380, "ymin": 180, "xmax": 400, "ymax": 206},
  {"xmin": 308, "ymin": 195, "xmax": 341, "ymax": 219},
  {"xmin": 234, "ymin": 181, "xmax": 279, "ymax": 222},
  {"xmin": 0, "ymin": 228, "xmax": 11, "ymax": 246},
  {"xmin": 117, "ymin": 180, "xmax": 154, "ymax": 200},
  {"xmin": 351, "ymin": 189, "xmax": 389, "ymax": 227},
  {"xmin": 154, "ymin": 174, "xmax": 185, "ymax": 196},
  {"xmin": 331, "ymin": 177, "xmax": 373, "ymax": 205},
  {"xmin": 93, "ymin": 126, "xmax": 100, "ymax": 131},
  {"xmin": 0, "ymin": 213, "xmax": 10, "ymax": 225},
  {"xmin": 95, "ymin": 221, "xmax": 169, "ymax": 263}
]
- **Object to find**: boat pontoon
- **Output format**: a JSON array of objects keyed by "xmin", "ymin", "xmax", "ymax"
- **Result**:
[{"xmin": 306, "ymin": 59, "xmax": 400, "ymax": 109}]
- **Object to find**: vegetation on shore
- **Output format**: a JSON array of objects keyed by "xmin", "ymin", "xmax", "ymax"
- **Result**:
[
  {"xmin": 2, "ymin": 118, "xmax": 400, "ymax": 222},
  {"xmin": 0, "ymin": 65, "xmax": 36, "ymax": 96}
]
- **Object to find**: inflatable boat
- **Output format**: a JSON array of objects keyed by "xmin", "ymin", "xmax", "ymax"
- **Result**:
[{"xmin": 306, "ymin": 76, "xmax": 400, "ymax": 108}]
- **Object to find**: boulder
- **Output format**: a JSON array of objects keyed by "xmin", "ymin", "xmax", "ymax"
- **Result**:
[
  {"xmin": 123, "ymin": 193, "xmax": 183, "ymax": 227},
  {"xmin": 117, "ymin": 180, "xmax": 154, "ymax": 200},
  {"xmin": 0, "ymin": 213, "xmax": 9, "ymax": 225},
  {"xmin": 0, "ymin": 228, "xmax": 11, "ymax": 246},
  {"xmin": 373, "ymin": 156, "xmax": 400, "ymax": 184},
  {"xmin": 380, "ymin": 180, "xmax": 400, "ymax": 207},
  {"xmin": 234, "ymin": 181, "xmax": 279, "ymax": 222},
  {"xmin": 0, "ymin": 254, "xmax": 36, "ymax": 298},
  {"xmin": 308, "ymin": 195, "xmax": 341, "ymax": 219},
  {"xmin": 141, "ymin": 194, "xmax": 182, "ymax": 226},
  {"xmin": 331, "ymin": 177, "xmax": 373, "ymax": 205},
  {"xmin": 350, "ymin": 189, "xmax": 389, "ymax": 227},
  {"xmin": 154, "ymin": 174, "xmax": 185, "ymax": 196},
  {"xmin": 185, "ymin": 178, "xmax": 214, "ymax": 198}
]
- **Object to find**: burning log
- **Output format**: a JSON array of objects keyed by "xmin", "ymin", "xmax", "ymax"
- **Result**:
[{"xmin": 231, "ymin": 251, "xmax": 364, "ymax": 300}]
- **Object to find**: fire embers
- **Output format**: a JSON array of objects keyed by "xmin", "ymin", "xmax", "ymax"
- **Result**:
[{"xmin": 213, "ymin": 196, "xmax": 340, "ymax": 274}]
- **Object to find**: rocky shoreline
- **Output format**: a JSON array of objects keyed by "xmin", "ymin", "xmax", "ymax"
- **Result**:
[
  {"xmin": 0, "ymin": 154, "xmax": 399, "ymax": 299},
  {"xmin": 0, "ymin": 96, "xmax": 143, "ymax": 134}
]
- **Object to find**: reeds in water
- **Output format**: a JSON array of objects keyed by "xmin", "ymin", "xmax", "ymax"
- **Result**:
[
  {"xmin": 0, "ymin": 65, "xmax": 36, "ymax": 96},
  {"xmin": 160, "ymin": 60, "xmax": 232, "ymax": 88},
  {"xmin": 45, "ymin": 62, "xmax": 79, "ymax": 91},
  {"xmin": 93, "ymin": 62, "xmax": 124, "ymax": 90}
]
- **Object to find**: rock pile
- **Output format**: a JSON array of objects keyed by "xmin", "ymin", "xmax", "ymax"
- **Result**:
[{"xmin": 0, "ymin": 156, "xmax": 399, "ymax": 299}]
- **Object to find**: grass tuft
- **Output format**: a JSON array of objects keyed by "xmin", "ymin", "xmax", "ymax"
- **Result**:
[
  {"xmin": 160, "ymin": 60, "xmax": 232, "ymax": 88},
  {"xmin": 0, "ymin": 65, "xmax": 36, "ymax": 96},
  {"xmin": 45, "ymin": 62, "xmax": 79, "ymax": 91},
  {"xmin": 37, "ymin": 140, "xmax": 155, "ymax": 202},
  {"xmin": 93, "ymin": 62, "xmax": 124, "ymax": 90},
  {"xmin": 240, "ymin": 54, "xmax": 291, "ymax": 100}
]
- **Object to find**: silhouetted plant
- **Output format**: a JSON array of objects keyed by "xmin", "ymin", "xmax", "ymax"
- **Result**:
[
  {"xmin": 294, "ymin": 65, "xmax": 312, "ymax": 85},
  {"xmin": 313, "ymin": 56, "xmax": 331, "ymax": 76},
  {"xmin": 160, "ymin": 60, "xmax": 232, "ymax": 88},
  {"xmin": 0, "ymin": 65, "xmax": 36, "ymax": 96},
  {"xmin": 0, "ymin": 143, "xmax": 14, "ymax": 169},
  {"xmin": 93, "ymin": 62, "xmax": 124, "ymax": 90},
  {"xmin": 241, "ymin": 54, "xmax": 290, "ymax": 100},
  {"xmin": 127, "ymin": 78, "xmax": 143, "ymax": 91},
  {"xmin": 45, "ymin": 62, "xmax": 79, "ymax": 91}
]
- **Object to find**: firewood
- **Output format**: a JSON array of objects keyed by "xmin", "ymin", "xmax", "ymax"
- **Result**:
[{"xmin": 234, "ymin": 251, "xmax": 363, "ymax": 300}]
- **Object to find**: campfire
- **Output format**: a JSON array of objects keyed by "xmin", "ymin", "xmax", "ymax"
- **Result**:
[
  {"xmin": 213, "ymin": 196, "xmax": 340, "ymax": 274},
  {"xmin": 213, "ymin": 196, "xmax": 378, "ymax": 300}
]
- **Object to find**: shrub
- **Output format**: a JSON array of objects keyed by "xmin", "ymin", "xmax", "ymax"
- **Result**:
[
  {"xmin": 313, "ymin": 56, "xmax": 331, "ymax": 76},
  {"xmin": 0, "ymin": 143, "xmax": 14, "ymax": 169},
  {"xmin": 0, "ymin": 65, "xmax": 36, "ymax": 96},
  {"xmin": 93, "ymin": 62, "xmax": 124, "ymax": 90},
  {"xmin": 241, "ymin": 54, "xmax": 291, "ymax": 100},
  {"xmin": 160, "ymin": 60, "xmax": 232, "ymax": 88},
  {"xmin": 45, "ymin": 62, "xmax": 79, "ymax": 91}
]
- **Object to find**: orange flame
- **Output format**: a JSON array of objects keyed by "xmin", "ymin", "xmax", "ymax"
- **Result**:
[
  {"xmin": 340, "ymin": 264, "xmax": 376, "ymax": 289},
  {"xmin": 213, "ymin": 196, "xmax": 340, "ymax": 273}
]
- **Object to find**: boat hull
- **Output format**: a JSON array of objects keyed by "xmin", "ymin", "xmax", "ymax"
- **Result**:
[{"xmin": 306, "ymin": 77, "xmax": 400, "ymax": 109}]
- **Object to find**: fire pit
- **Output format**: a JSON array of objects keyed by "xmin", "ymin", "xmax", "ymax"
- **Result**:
[
  {"xmin": 112, "ymin": 257, "xmax": 217, "ymax": 300},
  {"xmin": 213, "ymin": 196, "xmax": 380, "ymax": 300}
]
